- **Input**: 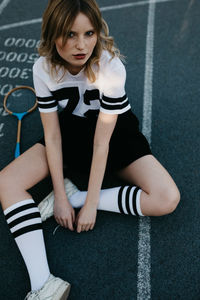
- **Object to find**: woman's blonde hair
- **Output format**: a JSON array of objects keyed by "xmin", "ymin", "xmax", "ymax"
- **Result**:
[{"xmin": 38, "ymin": 0, "xmax": 122, "ymax": 82}]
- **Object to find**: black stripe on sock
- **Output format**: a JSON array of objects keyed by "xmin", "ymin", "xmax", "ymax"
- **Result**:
[
  {"xmin": 118, "ymin": 186, "xmax": 125, "ymax": 214},
  {"xmin": 8, "ymin": 212, "xmax": 41, "ymax": 229},
  {"xmin": 12, "ymin": 223, "xmax": 43, "ymax": 239},
  {"xmin": 5, "ymin": 203, "xmax": 37, "ymax": 220},
  {"xmin": 132, "ymin": 187, "xmax": 140, "ymax": 216},
  {"xmin": 125, "ymin": 186, "xmax": 133, "ymax": 215}
]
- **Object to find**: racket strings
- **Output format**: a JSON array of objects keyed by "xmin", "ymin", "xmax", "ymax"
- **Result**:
[{"xmin": 4, "ymin": 87, "xmax": 37, "ymax": 114}]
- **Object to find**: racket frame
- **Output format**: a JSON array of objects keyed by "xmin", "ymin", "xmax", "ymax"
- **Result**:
[{"xmin": 3, "ymin": 86, "xmax": 37, "ymax": 158}]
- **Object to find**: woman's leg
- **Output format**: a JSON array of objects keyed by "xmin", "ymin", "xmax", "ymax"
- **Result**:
[
  {"xmin": 67, "ymin": 155, "xmax": 179, "ymax": 217},
  {"xmin": 67, "ymin": 153, "xmax": 180, "ymax": 217},
  {"xmin": 0, "ymin": 143, "xmax": 49, "ymax": 209},
  {"xmin": 0, "ymin": 144, "xmax": 51, "ymax": 291},
  {"xmin": 39, "ymin": 177, "xmax": 145, "ymax": 219},
  {"xmin": 0, "ymin": 144, "xmax": 60, "ymax": 294},
  {"xmin": 38, "ymin": 155, "xmax": 180, "ymax": 221},
  {"xmin": 116, "ymin": 154, "xmax": 180, "ymax": 216}
]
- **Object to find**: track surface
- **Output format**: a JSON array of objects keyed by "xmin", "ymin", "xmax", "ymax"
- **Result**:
[{"xmin": 0, "ymin": 0, "xmax": 199, "ymax": 299}]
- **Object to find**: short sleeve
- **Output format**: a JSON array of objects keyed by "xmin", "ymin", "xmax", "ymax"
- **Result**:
[
  {"xmin": 33, "ymin": 60, "xmax": 58, "ymax": 113},
  {"xmin": 100, "ymin": 56, "xmax": 131, "ymax": 115}
]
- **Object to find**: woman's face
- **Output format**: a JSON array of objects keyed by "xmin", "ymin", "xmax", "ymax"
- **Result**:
[{"xmin": 55, "ymin": 12, "xmax": 98, "ymax": 75}]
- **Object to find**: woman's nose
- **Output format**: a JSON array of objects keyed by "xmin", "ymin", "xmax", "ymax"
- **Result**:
[{"xmin": 76, "ymin": 36, "xmax": 85, "ymax": 50}]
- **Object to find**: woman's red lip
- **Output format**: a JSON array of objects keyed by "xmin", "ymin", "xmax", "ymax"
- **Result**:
[{"xmin": 73, "ymin": 54, "xmax": 86, "ymax": 59}]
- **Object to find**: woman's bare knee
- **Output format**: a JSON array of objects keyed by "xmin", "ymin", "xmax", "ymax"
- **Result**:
[
  {"xmin": 120, "ymin": 155, "xmax": 181, "ymax": 216},
  {"xmin": 154, "ymin": 185, "xmax": 180, "ymax": 216},
  {"xmin": 0, "ymin": 172, "xmax": 27, "ymax": 207},
  {"xmin": 164, "ymin": 186, "xmax": 180, "ymax": 214}
]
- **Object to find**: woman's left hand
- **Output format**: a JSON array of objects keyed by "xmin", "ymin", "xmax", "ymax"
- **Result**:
[{"xmin": 76, "ymin": 202, "xmax": 97, "ymax": 233}]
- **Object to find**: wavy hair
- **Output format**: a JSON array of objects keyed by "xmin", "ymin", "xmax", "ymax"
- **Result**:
[{"xmin": 38, "ymin": 0, "xmax": 122, "ymax": 82}]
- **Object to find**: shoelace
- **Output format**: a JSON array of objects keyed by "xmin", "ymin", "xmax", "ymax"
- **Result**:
[
  {"xmin": 24, "ymin": 290, "xmax": 40, "ymax": 300},
  {"xmin": 24, "ymin": 274, "xmax": 53, "ymax": 300},
  {"xmin": 53, "ymin": 224, "xmax": 61, "ymax": 235}
]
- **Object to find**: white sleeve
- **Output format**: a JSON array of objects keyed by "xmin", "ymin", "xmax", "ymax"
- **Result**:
[
  {"xmin": 100, "ymin": 57, "xmax": 131, "ymax": 115},
  {"xmin": 33, "ymin": 72, "xmax": 58, "ymax": 113}
]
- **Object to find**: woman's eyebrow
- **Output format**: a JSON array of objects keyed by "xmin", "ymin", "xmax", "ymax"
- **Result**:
[{"xmin": 70, "ymin": 28, "xmax": 95, "ymax": 33}]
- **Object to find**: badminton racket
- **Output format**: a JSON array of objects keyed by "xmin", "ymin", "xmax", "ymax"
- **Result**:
[{"xmin": 3, "ymin": 86, "xmax": 37, "ymax": 158}]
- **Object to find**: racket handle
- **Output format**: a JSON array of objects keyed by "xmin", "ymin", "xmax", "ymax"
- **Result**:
[
  {"xmin": 15, "ymin": 143, "xmax": 20, "ymax": 158},
  {"xmin": 15, "ymin": 119, "xmax": 22, "ymax": 158},
  {"xmin": 17, "ymin": 120, "xmax": 22, "ymax": 143}
]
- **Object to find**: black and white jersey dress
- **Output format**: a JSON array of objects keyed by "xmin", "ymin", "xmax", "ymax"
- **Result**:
[{"xmin": 33, "ymin": 50, "xmax": 151, "ymax": 174}]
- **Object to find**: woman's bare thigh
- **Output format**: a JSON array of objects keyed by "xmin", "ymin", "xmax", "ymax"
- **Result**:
[
  {"xmin": 0, "ymin": 143, "xmax": 49, "ymax": 207},
  {"xmin": 117, "ymin": 154, "xmax": 178, "ymax": 194}
]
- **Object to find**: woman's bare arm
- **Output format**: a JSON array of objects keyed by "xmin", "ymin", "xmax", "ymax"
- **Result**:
[
  {"xmin": 86, "ymin": 112, "xmax": 118, "ymax": 206},
  {"xmin": 76, "ymin": 111, "xmax": 118, "ymax": 232},
  {"xmin": 40, "ymin": 111, "xmax": 75, "ymax": 229}
]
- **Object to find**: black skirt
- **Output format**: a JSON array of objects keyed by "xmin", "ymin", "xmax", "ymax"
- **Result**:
[{"xmin": 38, "ymin": 109, "xmax": 151, "ymax": 174}]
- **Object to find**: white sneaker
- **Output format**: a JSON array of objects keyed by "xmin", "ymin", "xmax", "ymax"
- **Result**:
[
  {"xmin": 38, "ymin": 178, "xmax": 79, "ymax": 222},
  {"xmin": 25, "ymin": 274, "xmax": 71, "ymax": 300}
]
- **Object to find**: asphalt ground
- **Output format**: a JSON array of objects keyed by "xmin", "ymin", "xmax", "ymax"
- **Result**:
[{"xmin": 0, "ymin": 0, "xmax": 200, "ymax": 299}]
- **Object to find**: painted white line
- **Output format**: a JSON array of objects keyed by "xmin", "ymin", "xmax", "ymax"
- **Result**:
[
  {"xmin": 142, "ymin": 1, "xmax": 155, "ymax": 142},
  {"xmin": 101, "ymin": 0, "xmax": 175, "ymax": 11},
  {"xmin": 0, "ymin": 0, "xmax": 10, "ymax": 15},
  {"xmin": 137, "ymin": 0, "xmax": 156, "ymax": 299},
  {"xmin": 0, "ymin": 18, "xmax": 42, "ymax": 31},
  {"xmin": 137, "ymin": 218, "xmax": 151, "ymax": 299},
  {"xmin": 0, "ymin": 0, "xmax": 177, "ymax": 31}
]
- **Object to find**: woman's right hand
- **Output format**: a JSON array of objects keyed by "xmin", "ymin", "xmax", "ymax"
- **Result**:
[{"xmin": 54, "ymin": 196, "xmax": 75, "ymax": 231}]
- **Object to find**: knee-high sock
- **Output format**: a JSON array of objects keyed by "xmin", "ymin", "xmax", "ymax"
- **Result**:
[
  {"xmin": 4, "ymin": 199, "xmax": 50, "ymax": 291},
  {"xmin": 69, "ymin": 186, "xmax": 144, "ymax": 216}
]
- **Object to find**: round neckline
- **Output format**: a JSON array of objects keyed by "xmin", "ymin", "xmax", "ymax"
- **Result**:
[{"xmin": 67, "ymin": 67, "xmax": 85, "ymax": 78}]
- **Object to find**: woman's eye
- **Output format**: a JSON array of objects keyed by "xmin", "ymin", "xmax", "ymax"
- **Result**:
[
  {"xmin": 86, "ymin": 31, "xmax": 94, "ymax": 36},
  {"xmin": 68, "ymin": 32, "xmax": 74, "ymax": 38}
]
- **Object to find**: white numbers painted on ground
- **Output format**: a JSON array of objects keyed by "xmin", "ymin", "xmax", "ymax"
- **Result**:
[
  {"xmin": 0, "ymin": 37, "xmax": 39, "ymax": 97},
  {"xmin": 0, "ymin": 51, "xmax": 39, "ymax": 64},
  {"xmin": 0, "ymin": 67, "xmax": 32, "ymax": 79},
  {"xmin": 0, "ymin": 107, "xmax": 9, "ymax": 117},
  {"xmin": 0, "ymin": 123, "xmax": 4, "ymax": 138},
  {"xmin": 0, "ymin": 37, "xmax": 40, "ymax": 81},
  {"xmin": 0, "ymin": 38, "xmax": 39, "ymax": 140},
  {"xmin": 4, "ymin": 37, "xmax": 40, "ymax": 49},
  {"xmin": 0, "ymin": 84, "xmax": 23, "ymax": 97}
]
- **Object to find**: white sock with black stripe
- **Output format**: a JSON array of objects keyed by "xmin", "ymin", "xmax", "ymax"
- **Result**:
[
  {"xmin": 69, "ymin": 186, "xmax": 144, "ymax": 216},
  {"xmin": 4, "ymin": 199, "xmax": 50, "ymax": 291},
  {"xmin": 117, "ymin": 186, "xmax": 143, "ymax": 216}
]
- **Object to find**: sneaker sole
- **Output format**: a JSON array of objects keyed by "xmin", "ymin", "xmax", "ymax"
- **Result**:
[{"xmin": 54, "ymin": 282, "xmax": 71, "ymax": 300}]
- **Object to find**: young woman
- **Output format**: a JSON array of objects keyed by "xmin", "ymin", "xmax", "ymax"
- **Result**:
[{"xmin": 0, "ymin": 0, "xmax": 180, "ymax": 299}]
